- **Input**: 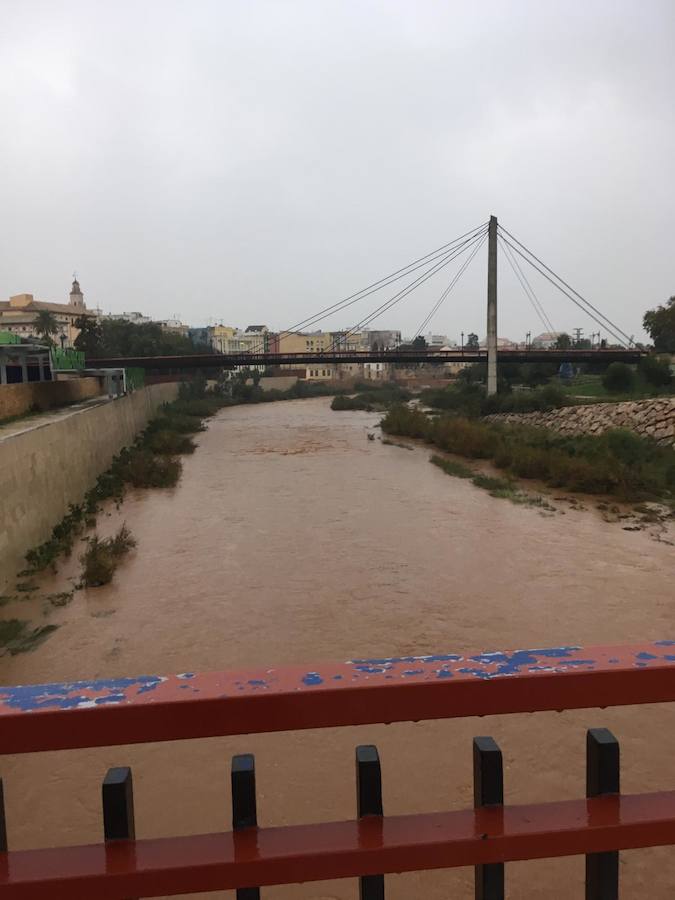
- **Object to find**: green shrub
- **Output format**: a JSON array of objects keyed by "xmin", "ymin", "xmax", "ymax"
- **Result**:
[
  {"xmin": 120, "ymin": 449, "xmax": 182, "ymax": 488},
  {"xmin": 602, "ymin": 362, "xmax": 635, "ymax": 394},
  {"xmin": 147, "ymin": 413, "xmax": 206, "ymax": 434},
  {"xmin": 80, "ymin": 524, "xmax": 137, "ymax": 587},
  {"xmin": 331, "ymin": 395, "xmax": 372, "ymax": 411},
  {"xmin": 145, "ymin": 429, "xmax": 196, "ymax": 455}
]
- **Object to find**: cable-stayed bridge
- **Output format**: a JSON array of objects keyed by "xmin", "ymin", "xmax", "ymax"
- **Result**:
[{"xmin": 87, "ymin": 217, "xmax": 643, "ymax": 388}]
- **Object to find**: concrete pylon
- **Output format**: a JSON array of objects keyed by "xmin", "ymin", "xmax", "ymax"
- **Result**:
[{"xmin": 486, "ymin": 215, "xmax": 498, "ymax": 396}]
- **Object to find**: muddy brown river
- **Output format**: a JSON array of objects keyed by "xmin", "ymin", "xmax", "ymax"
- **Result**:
[{"xmin": 1, "ymin": 397, "xmax": 674, "ymax": 898}]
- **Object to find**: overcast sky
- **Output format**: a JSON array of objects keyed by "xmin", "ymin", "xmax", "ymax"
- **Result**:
[{"xmin": 1, "ymin": 0, "xmax": 673, "ymax": 342}]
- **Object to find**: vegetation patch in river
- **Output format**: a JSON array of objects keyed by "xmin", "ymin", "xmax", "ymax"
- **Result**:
[
  {"xmin": 80, "ymin": 524, "xmax": 137, "ymax": 588},
  {"xmin": 0, "ymin": 620, "xmax": 59, "ymax": 655}
]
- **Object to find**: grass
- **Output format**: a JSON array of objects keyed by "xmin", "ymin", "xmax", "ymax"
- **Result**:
[
  {"xmin": 430, "ymin": 455, "xmax": 473, "ymax": 478},
  {"xmin": 382, "ymin": 405, "xmax": 675, "ymax": 503},
  {"xmin": 80, "ymin": 524, "xmax": 137, "ymax": 587}
]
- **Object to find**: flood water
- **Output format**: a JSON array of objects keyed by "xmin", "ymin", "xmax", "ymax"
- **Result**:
[{"xmin": 1, "ymin": 396, "xmax": 674, "ymax": 898}]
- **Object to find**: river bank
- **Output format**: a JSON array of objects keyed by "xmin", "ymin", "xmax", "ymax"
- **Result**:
[{"xmin": 1, "ymin": 397, "xmax": 674, "ymax": 899}]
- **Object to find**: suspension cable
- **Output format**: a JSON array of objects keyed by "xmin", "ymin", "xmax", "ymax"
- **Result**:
[
  {"xmin": 499, "ymin": 235, "xmax": 628, "ymax": 347},
  {"xmin": 246, "ymin": 221, "xmax": 489, "ymax": 354},
  {"xmin": 498, "ymin": 236, "xmax": 556, "ymax": 336},
  {"xmin": 498, "ymin": 224, "xmax": 632, "ymax": 345},
  {"xmin": 331, "ymin": 226, "xmax": 488, "ymax": 350},
  {"xmin": 413, "ymin": 232, "xmax": 488, "ymax": 341}
]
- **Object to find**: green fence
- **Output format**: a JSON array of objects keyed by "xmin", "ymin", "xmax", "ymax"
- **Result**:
[
  {"xmin": 0, "ymin": 331, "xmax": 21, "ymax": 345},
  {"xmin": 51, "ymin": 348, "xmax": 85, "ymax": 370},
  {"xmin": 125, "ymin": 368, "xmax": 145, "ymax": 390}
]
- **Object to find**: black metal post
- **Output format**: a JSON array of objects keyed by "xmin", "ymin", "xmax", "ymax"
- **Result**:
[
  {"xmin": 103, "ymin": 767, "xmax": 136, "ymax": 900},
  {"xmin": 356, "ymin": 745, "xmax": 384, "ymax": 900},
  {"xmin": 103, "ymin": 767, "xmax": 135, "ymax": 840},
  {"xmin": 232, "ymin": 754, "xmax": 260, "ymax": 900},
  {"xmin": 586, "ymin": 728, "xmax": 620, "ymax": 900},
  {"xmin": 473, "ymin": 737, "xmax": 504, "ymax": 900},
  {"xmin": 0, "ymin": 778, "xmax": 7, "ymax": 852}
]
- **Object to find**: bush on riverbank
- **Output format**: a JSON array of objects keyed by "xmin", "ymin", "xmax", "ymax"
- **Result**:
[
  {"xmin": 145, "ymin": 429, "xmax": 197, "ymax": 455},
  {"xmin": 381, "ymin": 405, "xmax": 675, "ymax": 501},
  {"xmin": 420, "ymin": 382, "xmax": 573, "ymax": 417}
]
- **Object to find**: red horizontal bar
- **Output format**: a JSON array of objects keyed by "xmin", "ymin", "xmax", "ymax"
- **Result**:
[
  {"xmin": 3, "ymin": 791, "xmax": 675, "ymax": 898},
  {"xmin": 2, "ymin": 640, "xmax": 675, "ymax": 754}
]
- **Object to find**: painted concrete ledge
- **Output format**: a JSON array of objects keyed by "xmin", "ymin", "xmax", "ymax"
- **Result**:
[{"xmin": 1, "ymin": 639, "xmax": 674, "ymax": 753}]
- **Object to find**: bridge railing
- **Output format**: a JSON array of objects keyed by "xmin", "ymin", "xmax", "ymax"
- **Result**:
[{"xmin": 2, "ymin": 640, "xmax": 675, "ymax": 898}]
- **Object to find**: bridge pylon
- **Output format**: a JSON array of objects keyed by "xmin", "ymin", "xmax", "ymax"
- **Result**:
[{"xmin": 486, "ymin": 214, "xmax": 498, "ymax": 395}]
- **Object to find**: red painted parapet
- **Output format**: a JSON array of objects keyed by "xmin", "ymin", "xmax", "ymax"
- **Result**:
[
  {"xmin": 2, "ymin": 641, "xmax": 675, "ymax": 898},
  {"xmin": 1, "ymin": 640, "xmax": 675, "ymax": 754},
  {"xmin": 3, "ymin": 791, "xmax": 675, "ymax": 899}
]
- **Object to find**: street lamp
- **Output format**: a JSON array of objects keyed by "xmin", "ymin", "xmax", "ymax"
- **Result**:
[
  {"xmin": 461, "ymin": 331, "xmax": 464, "ymax": 352},
  {"xmin": 59, "ymin": 333, "xmax": 67, "ymax": 350}
]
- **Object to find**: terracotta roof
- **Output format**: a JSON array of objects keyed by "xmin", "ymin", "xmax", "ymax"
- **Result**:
[{"xmin": 0, "ymin": 300, "xmax": 94, "ymax": 316}]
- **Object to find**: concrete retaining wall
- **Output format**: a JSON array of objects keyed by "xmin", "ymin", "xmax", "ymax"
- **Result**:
[
  {"xmin": 0, "ymin": 377, "xmax": 103, "ymax": 421},
  {"xmin": 0, "ymin": 383, "xmax": 178, "ymax": 589},
  {"xmin": 484, "ymin": 397, "xmax": 675, "ymax": 447}
]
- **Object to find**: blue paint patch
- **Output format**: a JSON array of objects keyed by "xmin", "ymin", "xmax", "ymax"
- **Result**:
[
  {"xmin": 180, "ymin": 685, "xmax": 191, "ymax": 690},
  {"xmin": 608, "ymin": 658, "xmax": 619, "ymax": 664},
  {"xmin": 0, "ymin": 675, "xmax": 165, "ymax": 713},
  {"xmin": 401, "ymin": 669, "xmax": 424, "ymax": 677},
  {"xmin": 655, "ymin": 641, "xmax": 675, "ymax": 646},
  {"xmin": 177, "ymin": 673, "xmax": 195, "ymax": 680},
  {"xmin": 353, "ymin": 665, "xmax": 388, "ymax": 675},
  {"xmin": 636, "ymin": 652, "xmax": 657, "ymax": 661},
  {"xmin": 436, "ymin": 670, "xmax": 453, "ymax": 679},
  {"xmin": 247, "ymin": 679, "xmax": 267, "ymax": 687},
  {"xmin": 302, "ymin": 673, "xmax": 324, "ymax": 686},
  {"xmin": 636, "ymin": 662, "xmax": 647, "ymax": 668},
  {"xmin": 663, "ymin": 655, "xmax": 675, "ymax": 662},
  {"xmin": 332, "ymin": 675, "xmax": 343, "ymax": 680}
]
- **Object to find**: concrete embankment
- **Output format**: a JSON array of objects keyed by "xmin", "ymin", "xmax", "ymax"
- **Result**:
[
  {"xmin": 484, "ymin": 396, "xmax": 675, "ymax": 446},
  {"xmin": 0, "ymin": 383, "xmax": 178, "ymax": 589}
]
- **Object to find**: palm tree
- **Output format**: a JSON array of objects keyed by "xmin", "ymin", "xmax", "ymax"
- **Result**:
[{"xmin": 34, "ymin": 310, "xmax": 59, "ymax": 346}]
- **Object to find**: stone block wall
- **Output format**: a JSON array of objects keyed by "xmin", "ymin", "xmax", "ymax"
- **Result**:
[{"xmin": 484, "ymin": 397, "xmax": 675, "ymax": 446}]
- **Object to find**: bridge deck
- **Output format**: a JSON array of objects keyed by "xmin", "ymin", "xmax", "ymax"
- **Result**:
[{"xmin": 86, "ymin": 348, "xmax": 645, "ymax": 369}]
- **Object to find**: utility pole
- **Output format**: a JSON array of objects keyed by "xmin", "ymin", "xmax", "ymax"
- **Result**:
[
  {"xmin": 486, "ymin": 215, "xmax": 498, "ymax": 395},
  {"xmin": 573, "ymin": 327, "xmax": 583, "ymax": 347}
]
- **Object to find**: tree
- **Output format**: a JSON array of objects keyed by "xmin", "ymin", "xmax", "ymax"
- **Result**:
[
  {"xmin": 555, "ymin": 333, "xmax": 572, "ymax": 350},
  {"xmin": 33, "ymin": 310, "xmax": 59, "ymax": 346},
  {"xmin": 411, "ymin": 335, "xmax": 427, "ymax": 350},
  {"xmin": 638, "ymin": 355, "xmax": 672, "ymax": 389},
  {"xmin": 643, "ymin": 297, "xmax": 675, "ymax": 352},
  {"xmin": 74, "ymin": 316, "xmax": 104, "ymax": 356},
  {"xmin": 466, "ymin": 333, "xmax": 479, "ymax": 349},
  {"xmin": 602, "ymin": 362, "xmax": 635, "ymax": 394}
]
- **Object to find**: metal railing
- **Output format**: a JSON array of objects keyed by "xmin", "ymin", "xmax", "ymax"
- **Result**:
[{"xmin": 2, "ymin": 639, "xmax": 675, "ymax": 898}]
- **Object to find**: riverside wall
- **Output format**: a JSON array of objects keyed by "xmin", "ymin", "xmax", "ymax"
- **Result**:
[
  {"xmin": 484, "ymin": 397, "xmax": 675, "ymax": 447},
  {"xmin": 0, "ymin": 383, "xmax": 178, "ymax": 589},
  {"xmin": 0, "ymin": 377, "xmax": 104, "ymax": 421}
]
